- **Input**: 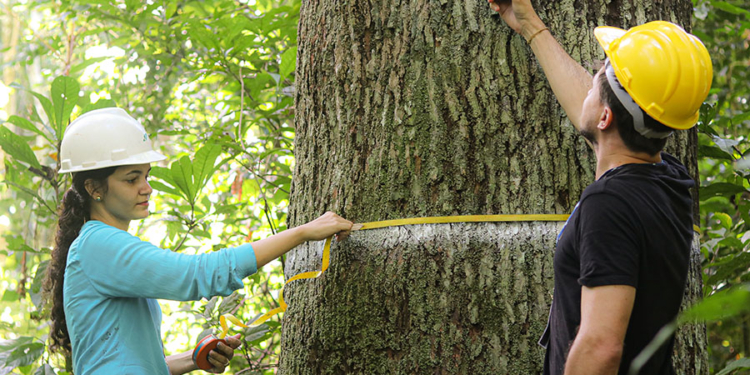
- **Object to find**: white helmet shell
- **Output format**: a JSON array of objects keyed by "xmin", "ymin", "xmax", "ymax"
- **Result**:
[{"xmin": 58, "ymin": 107, "xmax": 166, "ymax": 173}]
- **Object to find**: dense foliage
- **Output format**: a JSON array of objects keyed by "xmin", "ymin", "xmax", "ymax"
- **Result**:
[
  {"xmin": 0, "ymin": 0, "xmax": 747, "ymax": 374},
  {"xmin": 0, "ymin": 0, "xmax": 298, "ymax": 373}
]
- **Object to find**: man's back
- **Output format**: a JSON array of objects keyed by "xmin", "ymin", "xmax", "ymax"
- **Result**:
[{"xmin": 544, "ymin": 153, "xmax": 694, "ymax": 374}]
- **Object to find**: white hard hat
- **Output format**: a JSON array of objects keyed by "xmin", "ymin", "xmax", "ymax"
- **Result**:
[{"xmin": 58, "ymin": 107, "xmax": 166, "ymax": 173}]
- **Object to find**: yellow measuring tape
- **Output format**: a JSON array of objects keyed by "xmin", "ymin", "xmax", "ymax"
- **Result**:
[
  {"xmin": 244, "ymin": 214, "xmax": 570, "ymax": 327},
  {"xmin": 214, "ymin": 215, "xmax": 703, "ymax": 333}
]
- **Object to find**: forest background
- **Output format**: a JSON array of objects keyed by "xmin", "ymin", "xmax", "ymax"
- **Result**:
[{"xmin": 0, "ymin": 0, "xmax": 747, "ymax": 374}]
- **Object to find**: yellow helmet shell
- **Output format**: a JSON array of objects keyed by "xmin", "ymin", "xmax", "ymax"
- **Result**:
[{"xmin": 594, "ymin": 21, "xmax": 713, "ymax": 130}]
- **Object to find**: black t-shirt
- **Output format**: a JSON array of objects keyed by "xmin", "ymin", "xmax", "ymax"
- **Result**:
[{"xmin": 541, "ymin": 153, "xmax": 694, "ymax": 375}]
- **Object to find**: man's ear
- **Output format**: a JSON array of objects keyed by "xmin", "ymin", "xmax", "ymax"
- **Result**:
[{"xmin": 597, "ymin": 107, "xmax": 614, "ymax": 130}]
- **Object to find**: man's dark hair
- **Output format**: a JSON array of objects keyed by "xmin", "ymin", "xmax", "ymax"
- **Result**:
[{"xmin": 597, "ymin": 72, "xmax": 672, "ymax": 156}]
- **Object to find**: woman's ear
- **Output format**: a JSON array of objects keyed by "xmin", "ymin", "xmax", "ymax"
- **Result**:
[{"xmin": 85, "ymin": 179, "xmax": 102, "ymax": 200}]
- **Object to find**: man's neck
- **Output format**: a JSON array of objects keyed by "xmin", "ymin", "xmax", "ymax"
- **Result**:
[{"xmin": 594, "ymin": 148, "xmax": 662, "ymax": 180}]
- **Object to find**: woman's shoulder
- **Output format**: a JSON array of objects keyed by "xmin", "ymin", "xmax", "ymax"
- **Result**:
[{"xmin": 74, "ymin": 221, "xmax": 139, "ymax": 251}]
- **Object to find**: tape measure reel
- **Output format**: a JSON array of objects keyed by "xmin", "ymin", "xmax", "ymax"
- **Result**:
[{"xmin": 192, "ymin": 334, "xmax": 227, "ymax": 371}]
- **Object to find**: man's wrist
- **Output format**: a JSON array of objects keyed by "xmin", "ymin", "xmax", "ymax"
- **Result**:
[{"xmin": 520, "ymin": 20, "xmax": 548, "ymax": 41}]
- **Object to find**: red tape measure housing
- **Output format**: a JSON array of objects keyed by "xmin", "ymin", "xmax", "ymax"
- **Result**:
[{"xmin": 193, "ymin": 335, "xmax": 227, "ymax": 370}]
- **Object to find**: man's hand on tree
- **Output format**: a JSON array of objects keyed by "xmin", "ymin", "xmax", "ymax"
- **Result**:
[{"xmin": 488, "ymin": 0, "xmax": 547, "ymax": 42}]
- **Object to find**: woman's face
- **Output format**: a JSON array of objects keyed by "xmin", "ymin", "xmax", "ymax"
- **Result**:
[{"xmin": 94, "ymin": 163, "xmax": 153, "ymax": 230}]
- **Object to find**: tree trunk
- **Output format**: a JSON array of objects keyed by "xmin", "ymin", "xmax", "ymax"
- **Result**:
[{"xmin": 282, "ymin": 0, "xmax": 706, "ymax": 373}]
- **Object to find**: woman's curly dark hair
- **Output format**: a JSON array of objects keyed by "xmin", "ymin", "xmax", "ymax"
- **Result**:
[{"xmin": 43, "ymin": 166, "xmax": 116, "ymax": 354}]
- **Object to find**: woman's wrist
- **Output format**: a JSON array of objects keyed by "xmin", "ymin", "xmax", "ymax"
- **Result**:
[{"xmin": 165, "ymin": 351, "xmax": 198, "ymax": 375}]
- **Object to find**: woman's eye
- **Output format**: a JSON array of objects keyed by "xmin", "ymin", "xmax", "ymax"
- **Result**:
[{"xmin": 128, "ymin": 178, "xmax": 137, "ymax": 183}]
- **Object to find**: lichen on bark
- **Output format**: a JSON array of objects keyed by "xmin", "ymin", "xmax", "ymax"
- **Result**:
[{"xmin": 282, "ymin": 0, "xmax": 706, "ymax": 373}]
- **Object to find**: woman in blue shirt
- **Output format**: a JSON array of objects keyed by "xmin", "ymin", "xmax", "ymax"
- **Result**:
[{"xmin": 43, "ymin": 108, "xmax": 354, "ymax": 374}]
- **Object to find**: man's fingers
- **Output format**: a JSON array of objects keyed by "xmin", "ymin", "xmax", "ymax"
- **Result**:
[
  {"xmin": 224, "ymin": 334, "xmax": 242, "ymax": 349},
  {"xmin": 214, "ymin": 341, "xmax": 235, "ymax": 356},
  {"xmin": 488, "ymin": 0, "xmax": 501, "ymax": 12},
  {"xmin": 207, "ymin": 353, "xmax": 229, "ymax": 372}
]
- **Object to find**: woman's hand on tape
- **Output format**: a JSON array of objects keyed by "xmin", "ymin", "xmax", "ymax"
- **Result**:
[
  {"xmin": 300, "ymin": 211, "xmax": 355, "ymax": 242},
  {"xmin": 205, "ymin": 334, "xmax": 241, "ymax": 374}
]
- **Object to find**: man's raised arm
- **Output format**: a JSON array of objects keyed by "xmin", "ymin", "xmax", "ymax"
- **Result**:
[{"xmin": 489, "ymin": 0, "xmax": 593, "ymax": 131}]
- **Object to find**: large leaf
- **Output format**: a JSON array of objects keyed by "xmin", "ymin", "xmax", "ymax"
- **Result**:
[
  {"xmin": 698, "ymin": 144, "xmax": 733, "ymax": 161},
  {"xmin": 680, "ymin": 284, "xmax": 750, "ymax": 323},
  {"xmin": 217, "ymin": 291, "xmax": 242, "ymax": 315},
  {"xmin": 29, "ymin": 260, "xmax": 50, "ymax": 309},
  {"xmin": 27, "ymin": 91, "xmax": 56, "ymax": 137},
  {"xmin": 5, "ymin": 116, "xmax": 52, "ymax": 144},
  {"xmin": 192, "ymin": 143, "xmax": 222, "ymax": 194},
  {"xmin": 700, "ymin": 182, "xmax": 747, "ymax": 200},
  {"xmin": 51, "ymin": 76, "xmax": 80, "ymax": 137},
  {"xmin": 0, "ymin": 337, "xmax": 44, "ymax": 370},
  {"xmin": 279, "ymin": 46, "xmax": 297, "ymax": 80},
  {"xmin": 712, "ymin": 135, "xmax": 740, "ymax": 155},
  {"xmin": 0, "ymin": 126, "xmax": 42, "ymax": 169},
  {"xmin": 712, "ymin": 1, "xmax": 750, "ymax": 16},
  {"xmin": 81, "ymin": 99, "xmax": 117, "ymax": 115},
  {"xmin": 33, "ymin": 364, "xmax": 56, "ymax": 375},
  {"xmin": 170, "ymin": 156, "xmax": 195, "ymax": 203},
  {"xmin": 148, "ymin": 180, "xmax": 183, "ymax": 199},
  {"xmin": 717, "ymin": 358, "xmax": 750, "ymax": 375}
]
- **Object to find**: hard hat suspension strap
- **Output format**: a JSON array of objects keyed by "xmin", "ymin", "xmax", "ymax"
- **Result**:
[{"xmin": 604, "ymin": 60, "xmax": 673, "ymax": 139}]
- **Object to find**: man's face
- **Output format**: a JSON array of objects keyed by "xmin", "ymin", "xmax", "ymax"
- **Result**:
[
  {"xmin": 97, "ymin": 164, "xmax": 153, "ymax": 228},
  {"xmin": 579, "ymin": 67, "xmax": 607, "ymax": 145}
]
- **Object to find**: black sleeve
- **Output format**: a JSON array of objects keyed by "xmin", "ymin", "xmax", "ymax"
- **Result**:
[{"xmin": 577, "ymin": 193, "xmax": 640, "ymax": 288}]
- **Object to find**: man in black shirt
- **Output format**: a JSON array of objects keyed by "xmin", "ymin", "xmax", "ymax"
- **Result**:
[{"xmin": 488, "ymin": 1, "xmax": 713, "ymax": 374}]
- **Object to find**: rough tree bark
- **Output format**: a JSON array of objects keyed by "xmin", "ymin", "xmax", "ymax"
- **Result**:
[{"xmin": 281, "ymin": 0, "xmax": 706, "ymax": 373}]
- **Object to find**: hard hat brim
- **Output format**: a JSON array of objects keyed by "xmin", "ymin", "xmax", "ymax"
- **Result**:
[
  {"xmin": 58, "ymin": 150, "xmax": 167, "ymax": 174},
  {"xmin": 594, "ymin": 26, "xmax": 627, "ymax": 56}
]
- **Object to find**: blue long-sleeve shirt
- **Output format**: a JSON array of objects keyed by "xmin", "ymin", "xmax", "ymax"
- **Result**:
[{"xmin": 63, "ymin": 220, "xmax": 258, "ymax": 374}]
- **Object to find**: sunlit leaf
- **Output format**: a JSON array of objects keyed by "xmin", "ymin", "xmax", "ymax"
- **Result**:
[
  {"xmin": 5, "ymin": 116, "xmax": 52, "ymax": 144},
  {"xmin": 0, "ymin": 126, "xmax": 42, "ymax": 169},
  {"xmin": 680, "ymin": 284, "xmax": 750, "ymax": 323},
  {"xmin": 279, "ymin": 46, "xmax": 297, "ymax": 80},
  {"xmin": 50, "ymin": 76, "xmax": 80, "ymax": 137}
]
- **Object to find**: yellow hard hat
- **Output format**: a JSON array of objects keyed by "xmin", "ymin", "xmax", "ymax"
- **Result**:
[{"xmin": 594, "ymin": 21, "xmax": 713, "ymax": 131}]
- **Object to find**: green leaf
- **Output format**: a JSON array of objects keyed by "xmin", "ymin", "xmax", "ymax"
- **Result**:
[
  {"xmin": 170, "ymin": 156, "xmax": 195, "ymax": 203},
  {"xmin": 217, "ymin": 292, "xmax": 242, "ymax": 315},
  {"xmin": 279, "ymin": 46, "xmax": 297, "ymax": 79},
  {"xmin": 30, "ymin": 260, "xmax": 49, "ymax": 296},
  {"xmin": 0, "ymin": 341, "xmax": 44, "ymax": 369},
  {"xmin": 1, "ymin": 290, "xmax": 18, "ymax": 302},
  {"xmin": 679, "ymin": 284, "xmax": 750, "ymax": 323},
  {"xmin": 68, "ymin": 56, "xmax": 113, "ymax": 75},
  {"xmin": 717, "ymin": 358, "xmax": 750, "ymax": 375},
  {"xmin": 24, "ymin": 90, "xmax": 56, "ymax": 137},
  {"xmin": 0, "ymin": 126, "xmax": 43, "ymax": 169},
  {"xmin": 712, "ymin": 1, "xmax": 750, "ymax": 16},
  {"xmin": 81, "ymin": 99, "xmax": 117, "ymax": 115},
  {"xmin": 149, "ymin": 180, "xmax": 183, "ymax": 199},
  {"xmin": 700, "ymin": 182, "xmax": 747, "ymax": 200},
  {"xmin": 51, "ymin": 76, "xmax": 80, "ymax": 137},
  {"xmin": 5, "ymin": 116, "xmax": 52, "ymax": 144},
  {"xmin": 242, "ymin": 323, "xmax": 271, "ymax": 342},
  {"xmin": 698, "ymin": 144, "xmax": 733, "ymax": 161},
  {"xmin": 712, "ymin": 135, "xmax": 740, "ymax": 155},
  {"xmin": 33, "ymin": 364, "xmax": 56, "ymax": 375},
  {"xmin": 707, "ymin": 252, "xmax": 750, "ymax": 286},
  {"xmin": 192, "ymin": 143, "xmax": 222, "ymax": 194},
  {"xmin": 712, "ymin": 212, "xmax": 733, "ymax": 230}
]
